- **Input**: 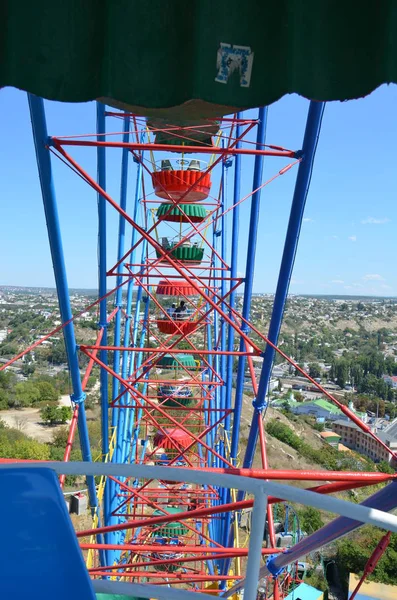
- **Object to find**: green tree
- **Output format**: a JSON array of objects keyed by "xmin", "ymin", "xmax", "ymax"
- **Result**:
[
  {"xmin": 52, "ymin": 426, "xmax": 70, "ymax": 448},
  {"xmin": 47, "ymin": 339, "xmax": 68, "ymax": 364},
  {"xmin": 377, "ymin": 460, "xmax": 394, "ymax": 474},
  {"xmin": 21, "ymin": 363, "xmax": 35, "ymax": 377},
  {"xmin": 59, "ymin": 406, "xmax": 72, "ymax": 423},
  {"xmin": 40, "ymin": 405, "xmax": 59, "ymax": 425},
  {"xmin": 14, "ymin": 382, "xmax": 40, "ymax": 407},
  {"xmin": 35, "ymin": 380, "xmax": 59, "ymax": 403},
  {"xmin": 299, "ymin": 506, "xmax": 324, "ymax": 534},
  {"xmin": 12, "ymin": 439, "xmax": 50, "ymax": 460},
  {"xmin": 40, "ymin": 405, "xmax": 72, "ymax": 425},
  {"xmin": 309, "ymin": 363, "xmax": 322, "ymax": 379}
]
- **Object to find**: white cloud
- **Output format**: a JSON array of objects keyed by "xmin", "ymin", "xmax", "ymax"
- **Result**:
[
  {"xmin": 331, "ymin": 279, "xmax": 344, "ymax": 284},
  {"xmin": 344, "ymin": 285, "xmax": 353, "ymax": 290},
  {"xmin": 381, "ymin": 284, "xmax": 392, "ymax": 290},
  {"xmin": 303, "ymin": 217, "xmax": 314, "ymax": 223},
  {"xmin": 348, "ymin": 235, "xmax": 357, "ymax": 242},
  {"xmin": 363, "ymin": 274, "xmax": 384, "ymax": 281},
  {"xmin": 291, "ymin": 277, "xmax": 304, "ymax": 285},
  {"xmin": 361, "ymin": 217, "xmax": 390, "ymax": 225},
  {"xmin": 352, "ymin": 283, "xmax": 364, "ymax": 288}
]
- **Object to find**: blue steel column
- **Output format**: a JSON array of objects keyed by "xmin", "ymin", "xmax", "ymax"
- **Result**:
[
  {"xmin": 229, "ymin": 106, "xmax": 268, "ymax": 465},
  {"xmin": 28, "ymin": 94, "xmax": 97, "ymax": 508},
  {"xmin": 242, "ymin": 101, "xmax": 325, "ymax": 469},
  {"xmin": 96, "ymin": 102, "xmax": 113, "ymax": 554},
  {"xmin": 225, "ymin": 112, "xmax": 242, "ymax": 436},
  {"xmin": 120, "ymin": 146, "xmax": 144, "ymax": 465},
  {"xmin": 221, "ymin": 107, "xmax": 268, "ymax": 558},
  {"xmin": 113, "ymin": 116, "xmax": 130, "ymax": 465}
]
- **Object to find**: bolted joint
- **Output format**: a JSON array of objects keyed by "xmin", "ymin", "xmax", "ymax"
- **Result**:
[
  {"xmin": 266, "ymin": 554, "xmax": 285, "ymax": 578},
  {"xmin": 71, "ymin": 391, "xmax": 86, "ymax": 405},
  {"xmin": 294, "ymin": 149, "xmax": 304, "ymax": 160},
  {"xmin": 97, "ymin": 321, "xmax": 108, "ymax": 329},
  {"xmin": 223, "ymin": 157, "xmax": 233, "ymax": 168},
  {"xmin": 214, "ymin": 230, "xmax": 222, "ymax": 237},
  {"xmin": 252, "ymin": 398, "xmax": 267, "ymax": 411}
]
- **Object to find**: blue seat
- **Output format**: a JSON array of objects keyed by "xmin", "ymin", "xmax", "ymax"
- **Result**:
[{"xmin": 0, "ymin": 466, "xmax": 96, "ymax": 600}]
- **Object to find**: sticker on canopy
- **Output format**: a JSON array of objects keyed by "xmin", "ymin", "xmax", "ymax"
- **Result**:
[{"xmin": 215, "ymin": 43, "xmax": 254, "ymax": 88}]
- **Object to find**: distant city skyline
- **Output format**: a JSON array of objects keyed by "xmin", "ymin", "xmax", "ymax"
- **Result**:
[{"xmin": 1, "ymin": 85, "xmax": 397, "ymax": 295}]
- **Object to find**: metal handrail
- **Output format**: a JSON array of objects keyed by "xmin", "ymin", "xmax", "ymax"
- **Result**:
[{"xmin": 2, "ymin": 462, "xmax": 397, "ymax": 600}]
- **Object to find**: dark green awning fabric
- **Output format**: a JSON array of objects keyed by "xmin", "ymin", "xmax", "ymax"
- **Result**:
[{"xmin": 2, "ymin": 0, "xmax": 397, "ymax": 118}]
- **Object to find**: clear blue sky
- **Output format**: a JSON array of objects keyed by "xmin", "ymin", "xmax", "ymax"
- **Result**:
[{"xmin": 1, "ymin": 85, "xmax": 397, "ymax": 296}]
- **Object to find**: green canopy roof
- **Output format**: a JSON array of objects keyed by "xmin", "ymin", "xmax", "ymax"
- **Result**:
[
  {"xmin": 158, "ymin": 354, "xmax": 197, "ymax": 369},
  {"xmin": 2, "ymin": 1, "xmax": 397, "ymax": 118},
  {"xmin": 152, "ymin": 507, "xmax": 188, "ymax": 537},
  {"xmin": 157, "ymin": 203, "xmax": 207, "ymax": 222}
]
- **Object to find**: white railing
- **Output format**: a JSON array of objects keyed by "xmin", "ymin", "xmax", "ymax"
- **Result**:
[{"xmin": 2, "ymin": 462, "xmax": 397, "ymax": 600}]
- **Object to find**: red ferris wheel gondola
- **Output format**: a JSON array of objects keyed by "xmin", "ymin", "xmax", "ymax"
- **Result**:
[{"xmin": 152, "ymin": 159, "xmax": 211, "ymax": 202}]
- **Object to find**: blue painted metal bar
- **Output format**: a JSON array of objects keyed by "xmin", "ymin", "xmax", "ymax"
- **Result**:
[
  {"xmin": 28, "ymin": 94, "xmax": 98, "ymax": 511},
  {"xmin": 242, "ymin": 101, "xmax": 325, "ymax": 470},
  {"xmin": 267, "ymin": 481, "xmax": 397, "ymax": 577},
  {"xmin": 96, "ymin": 102, "xmax": 109, "ymax": 456},
  {"xmin": 224, "ymin": 112, "xmax": 242, "ymax": 437},
  {"xmin": 120, "ymin": 147, "xmax": 144, "ymax": 465},
  {"xmin": 113, "ymin": 116, "xmax": 130, "ymax": 465},
  {"xmin": 221, "ymin": 107, "xmax": 268, "ymax": 563},
  {"xmin": 96, "ymin": 102, "xmax": 114, "ymax": 565},
  {"xmin": 219, "ymin": 141, "xmax": 227, "ymax": 430},
  {"xmin": 219, "ymin": 144, "xmax": 229, "ymax": 544},
  {"xmin": 130, "ymin": 293, "xmax": 150, "ymax": 462},
  {"xmin": 229, "ymin": 106, "xmax": 268, "ymax": 464}
]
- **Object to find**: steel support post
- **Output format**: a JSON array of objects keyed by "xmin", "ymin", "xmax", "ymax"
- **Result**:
[
  {"xmin": 222, "ymin": 108, "xmax": 267, "ymax": 557},
  {"xmin": 225, "ymin": 112, "xmax": 242, "ymax": 437},
  {"xmin": 242, "ymin": 101, "xmax": 325, "ymax": 470},
  {"xmin": 27, "ymin": 94, "xmax": 98, "ymax": 509},
  {"xmin": 96, "ymin": 102, "xmax": 114, "ymax": 565},
  {"xmin": 113, "ymin": 116, "xmax": 130, "ymax": 465},
  {"xmin": 120, "ymin": 145, "xmax": 144, "ymax": 464}
]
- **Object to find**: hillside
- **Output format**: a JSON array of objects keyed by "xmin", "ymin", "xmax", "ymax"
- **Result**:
[{"xmin": 239, "ymin": 394, "xmax": 325, "ymax": 474}]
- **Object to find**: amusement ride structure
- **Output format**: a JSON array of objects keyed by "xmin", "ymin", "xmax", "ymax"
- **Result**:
[{"xmin": 2, "ymin": 4, "xmax": 397, "ymax": 600}]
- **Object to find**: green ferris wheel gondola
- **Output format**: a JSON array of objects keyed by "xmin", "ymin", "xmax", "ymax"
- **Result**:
[
  {"xmin": 157, "ymin": 353, "xmax": 197, "ymax": 370},
  {"xmin": 156, "ymin": 203, "xmax": 207, "ymax": 223},
  {"xmin": 151, "ymin": 507, "xmax": 189, "ymax": 537},
  {"xmin": 156, "ymin": 243, "xmax": 204, "ymax": 264}
]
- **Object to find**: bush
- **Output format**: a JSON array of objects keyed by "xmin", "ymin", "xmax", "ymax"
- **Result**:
[
  {"xmin": 336, "ymin": 526, "xmax": 397, "ymax": 587},
  {"xmin": 298, "ymin": 506, "xmax": 324, "ymax": 534},
  {"xmin": 40, "ymin": 405, "xmax": 72, "ymax": 425},
  {"xmin": 377, "ymin": 460, "xmax": 394, "ymax": 474},
  {"xmin": 313, "ymin": 422, "xmax": 325, "ymax": 432}
]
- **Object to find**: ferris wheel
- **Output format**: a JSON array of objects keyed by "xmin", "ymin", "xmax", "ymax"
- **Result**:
[{"xmin": 1, "ymin": 5, "xmax": 397, "ymax": 600}]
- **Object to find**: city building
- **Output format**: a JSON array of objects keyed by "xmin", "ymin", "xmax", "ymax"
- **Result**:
[
  {"xmin": 332, "ymin": 417, "xmax": 397, "ymax": 464},
  {"xmin": 320, "ymin": 431, "xmax": 341, "ymax": 447},
  {"xmin": 292, "ymin": 399, "xmax": 367, "ymax": 423}
]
